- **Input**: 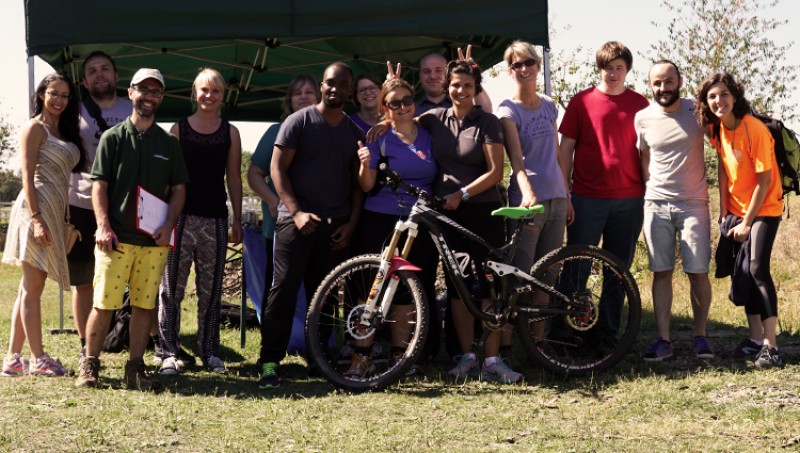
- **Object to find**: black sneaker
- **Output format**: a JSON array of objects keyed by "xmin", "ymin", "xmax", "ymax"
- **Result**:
[
  {"xmin": 257, "ymin": 362, "xmax": 280, "ymax": 389},
  {"xmin": 722, "ymin": 338, "xmax": 762, "ymax": 358},
  {"xmin": 754, "ymin": 345, "xmax": 784, "ymax": 369}
]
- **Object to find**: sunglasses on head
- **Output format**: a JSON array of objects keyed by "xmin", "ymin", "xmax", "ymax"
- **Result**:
[
  {"xmin": 510, "ymin": 59, "xmax": 538, "ymax": 70},
  {"xmin": 384, "ymin": 96, "xmax": 414, "ymax": 110}
]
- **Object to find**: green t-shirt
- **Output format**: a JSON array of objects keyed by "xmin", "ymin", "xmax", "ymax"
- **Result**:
[{"xmin": 92, "ymin": 118, "xmax": 189, "ymax": 246}]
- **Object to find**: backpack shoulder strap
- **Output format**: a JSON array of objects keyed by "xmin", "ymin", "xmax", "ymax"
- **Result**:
[{"xmin": 83, "ymin": 98, "xmax": 111, "ymax": 132}]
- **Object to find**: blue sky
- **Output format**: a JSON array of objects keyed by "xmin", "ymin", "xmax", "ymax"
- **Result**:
[{"xmin": 1, "ymin": 1, "xmax": 798, "ymax": 168}]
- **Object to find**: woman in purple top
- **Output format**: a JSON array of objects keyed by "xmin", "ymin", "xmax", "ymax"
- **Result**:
[
  {"xmin": 497, "ymin": 40, "xmax": 571, "ymax": 353},
  {"xmin": 345, "ymin": 78, "xmax": 438, "ymax": 377},
  {"xmin": 350, "ymin": 73, "xmax": 382, "ymax": 133}
]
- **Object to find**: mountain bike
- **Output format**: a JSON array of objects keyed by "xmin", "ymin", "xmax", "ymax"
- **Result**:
[{"xmin": 305, "ymin": 166, "xmax": 641, "ymax": 391}]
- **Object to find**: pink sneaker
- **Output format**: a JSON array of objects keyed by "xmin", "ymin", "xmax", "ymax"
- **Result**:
[
  {"xmin": 29, "ymin": 353, "xmax": 70, "ymax": 377},
  {"xmin": 2, "ymin": 353, "xmax": 29, "ymax": 376}
]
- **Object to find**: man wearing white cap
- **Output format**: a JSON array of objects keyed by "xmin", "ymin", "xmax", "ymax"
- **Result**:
[{"xmin": 76, "ymin": 68, "xmax": 189, "ymax": 390}]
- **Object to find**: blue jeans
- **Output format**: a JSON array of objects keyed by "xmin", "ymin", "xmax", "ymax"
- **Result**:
[{"xmin": 565, "ymin": 194, "xmax": 643, "ymax": 338}]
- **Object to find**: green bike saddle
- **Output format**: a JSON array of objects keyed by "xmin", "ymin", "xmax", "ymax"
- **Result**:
[{"xmin": 491, "ymin": 205, "xmax": 545, "ymax": 219}]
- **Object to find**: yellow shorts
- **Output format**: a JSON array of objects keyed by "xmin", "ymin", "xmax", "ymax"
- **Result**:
[{"xmin": 93, "ymin": 243, "xmax": 169, "ymax": 310}]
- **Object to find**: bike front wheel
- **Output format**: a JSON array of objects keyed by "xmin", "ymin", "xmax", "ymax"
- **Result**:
[
  {"xmin": 516, "ymin": 245, "xmax": 641, "ymax": 376},
  {"xmin": 305, "ymin": 254, "xmax": 429, "ymax": 392}
]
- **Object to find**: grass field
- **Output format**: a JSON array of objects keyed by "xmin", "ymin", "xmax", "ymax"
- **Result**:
[{"xmin": 1, "ymin": 196, "xmax": 800, "ymax": 452}]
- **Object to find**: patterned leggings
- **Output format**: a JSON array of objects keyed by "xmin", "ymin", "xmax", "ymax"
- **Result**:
[{"xmin": 158, "ymin": 214, "xmax": 228, "ymax": 361}]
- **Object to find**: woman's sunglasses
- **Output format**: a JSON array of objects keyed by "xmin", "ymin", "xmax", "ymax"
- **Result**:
[
  {"xmin": 510, "ymin": 59, "xmax": 538, "ymax": 70},
  {"xmin": 384, "ymin": 96, "xmax": 414, "ymax": 110}
]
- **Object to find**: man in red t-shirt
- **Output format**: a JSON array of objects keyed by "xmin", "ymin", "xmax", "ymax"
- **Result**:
[{"xmin": 557, "ymin": 41, "xmax": 649, "ymax": 340}]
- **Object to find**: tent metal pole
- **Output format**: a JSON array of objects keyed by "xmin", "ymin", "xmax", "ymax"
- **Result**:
[
  {"xmin": 27, "ymin": 57, "xmax": 35, "ymax": 116},
  {"xmin": 543, "ymin": 48, "xmax": 551, "ymax": 97}
]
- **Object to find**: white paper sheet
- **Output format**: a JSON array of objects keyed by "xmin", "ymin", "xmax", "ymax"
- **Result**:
[{"xmin": 136, "ymin": 185, "xmax": 176, "ymax": 247}]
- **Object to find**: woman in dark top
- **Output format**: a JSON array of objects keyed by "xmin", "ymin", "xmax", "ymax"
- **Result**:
[
  {"xmin": 157, "ymin": 68, "xmax": 243, "ymax": 375},
  {"xmin": 417, "ymin": 60, "xmax": 520, "ymax": 384}
]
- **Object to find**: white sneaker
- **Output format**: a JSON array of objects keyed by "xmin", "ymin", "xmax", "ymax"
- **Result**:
[
  {"xmin": 448, "ymin": 354, "xmax": 479, "ymax": 379},
  {"xmin": 205, "ymin": 356, "xmax": 227, "ymax": 374},
  {"xmin": 159, "ymin": 356, "xmax": 181, "ymax": 375},
  {"xmin": 481, "ymin": 360, "xmax": 523, "ymax": 384}
]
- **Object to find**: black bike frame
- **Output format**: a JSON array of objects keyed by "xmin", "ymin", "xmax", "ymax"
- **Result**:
[{"xmin": 404, "ymin": 203, "xmax": 572, "ymax": 324}]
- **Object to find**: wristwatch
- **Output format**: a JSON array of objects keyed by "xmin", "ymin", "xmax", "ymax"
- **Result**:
[{"xmin": 460, "ymin": 187, "xmax": 471, "ymax": 201}]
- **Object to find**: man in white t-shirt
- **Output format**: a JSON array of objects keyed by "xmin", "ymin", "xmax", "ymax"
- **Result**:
[
  {"xmin": 69, "ymin": 51, "xmax": 132, "ymax": 360},
  {"xmin": 635, "ymin": 60, "xmax": 713, "ymax": 362}
]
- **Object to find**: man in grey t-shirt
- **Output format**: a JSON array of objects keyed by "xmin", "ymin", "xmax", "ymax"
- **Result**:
[
  {"xmin": 70, "ymin": 51, "xmax": 132, "ymax": 359},
  {"xmin": 256, "ymin": 62, "xmax": 364, "ymax": 389},
  {"xmin": 635, "ymin": 60, "xmax": 713, "ymax": 362}
]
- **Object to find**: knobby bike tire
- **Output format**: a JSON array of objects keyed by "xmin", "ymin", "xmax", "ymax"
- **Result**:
[
  {"xmin": 305, "ymin": 254, "xmax": 429, "ymax": 392},
  {"xmin": 516, "ymin": 245, "xmax": 641, "ymax": 376}
]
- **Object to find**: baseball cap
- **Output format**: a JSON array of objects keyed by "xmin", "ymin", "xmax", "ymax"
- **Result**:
[{"xmin": 130, "ymin": 68, "xmax": 165, "ymax": 88}]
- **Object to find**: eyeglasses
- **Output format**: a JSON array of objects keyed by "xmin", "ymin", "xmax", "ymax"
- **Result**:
[
  {"xmin": 46, "ymin": 91, "xmax": 71, "ymax": 101},
  {"xmin": 384, "ymin": 96, "xmax": 414, "ymax": 110},
  {"xmin": 133, "ymin": 85, "xmax": 164, "ymax": 99},
  {"xmin": 357, "ymin": 85, "xmax": 379, "ymax": 96},
  {"xmin": 510, "ymin": 59, "xmax": 538, "ymax": 70}
]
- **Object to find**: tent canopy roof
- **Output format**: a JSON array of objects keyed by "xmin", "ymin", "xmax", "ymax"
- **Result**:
[{"xmin": 25, "ymin": 0, "xmax": 549, "ymax": 122}]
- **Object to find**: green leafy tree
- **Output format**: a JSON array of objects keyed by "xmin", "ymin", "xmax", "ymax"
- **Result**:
[
  {"xmin": 647, "ymin": 0, "xmax": 797, "ymax": 121},
  {"xmin": 646, "ymin": 0, "xmax": 797, "ymax": 187},
  {"xmin": 0, "ymin": 112, "xmax": 14, "ymax": 168},
  {"xmin": 240, "ymin": 150, "xmax": 255, "ymax": 198},
  {"xmin": 542, "ymin": 24, "xmax": 644, "ymax": 110},
  {"xmin": 0, "ymin": 169, "xmax": 22, "ymax": 201}
]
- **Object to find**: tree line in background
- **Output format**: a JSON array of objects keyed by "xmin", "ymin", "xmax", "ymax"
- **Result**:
[
  {"xmin": 547, "ymin": 0, "xmax": 796, "ymax": 187},
  {"xmin": 550, "ymin": 0, "xmax": 796, "ymax": 120}
]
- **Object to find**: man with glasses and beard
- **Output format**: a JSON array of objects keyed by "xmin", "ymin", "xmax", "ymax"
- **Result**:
[
  {"xmin": 256, "ymin": 62, "xmax": 364, "ymax": 389},
  {"xmin": 635, "ymin": 60, "xmax": 714, "ymax": 362},
  {"xmin": 69, "ymin": 51, "xmax": 132, "ymax": 360},
  {"xmin": 76, "ymin": 68, "xmax": 189, "ymax": 390}
]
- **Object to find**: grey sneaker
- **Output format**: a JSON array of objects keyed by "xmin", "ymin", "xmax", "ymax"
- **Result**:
[
  {"xmin": 448, "ymin": 354, "xmax": 479, "ymax": 379},
  {"xmin": 481, "ymin": 360, "xmax": 523, "ymax": 384},
  {"xmin": 159, "ymin": 356, "xmax": 181, "ymax": 375},
  {"xmin": 205, "ymin": 356, "xmax": 227, "ymax": 374}
]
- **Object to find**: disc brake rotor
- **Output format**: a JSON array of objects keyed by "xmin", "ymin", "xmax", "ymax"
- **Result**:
[
  {"xmin": 346, "ymin": 304, "xmax": 378, "ymax": 340},
  {"xmin": 565, "ymin": 290, "xmax": 599, "ymax": 331}
]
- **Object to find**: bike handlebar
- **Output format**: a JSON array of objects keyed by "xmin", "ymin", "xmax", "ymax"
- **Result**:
[{"xmin": 378, "ymin": 163, "xmax": 444, "ymax": 207}]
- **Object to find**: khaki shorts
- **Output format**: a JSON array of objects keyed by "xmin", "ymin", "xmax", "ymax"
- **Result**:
[
  {"xmin": 93, "ymin": 243, "xmax": 169, "ymax": 310},
  {"xmin": 643, "ymin": 199, "xmax": 711, "ymax": 273}
]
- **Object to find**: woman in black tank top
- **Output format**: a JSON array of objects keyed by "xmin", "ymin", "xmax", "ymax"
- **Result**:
[{"xmin": 156, "ymin": 68, "xmax": 243, "ymax": 375}]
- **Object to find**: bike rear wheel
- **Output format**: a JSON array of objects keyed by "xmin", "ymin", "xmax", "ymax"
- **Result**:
[
  {"xmin": 306, "ymin": 254, "xmax": 429, "ymax": 392},
  {"xmin": 516, "ymin": 245, "xmax": 641, "ymax": 376}
]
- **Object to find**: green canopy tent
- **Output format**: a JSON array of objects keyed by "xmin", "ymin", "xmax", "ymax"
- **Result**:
[
  {"xmin": 24, "ymin": 0, "xmax": 550, "ymax": 122},
  {"xmin": 24, "ymin": 0, "xmax": 550, "ymax": 339}
]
